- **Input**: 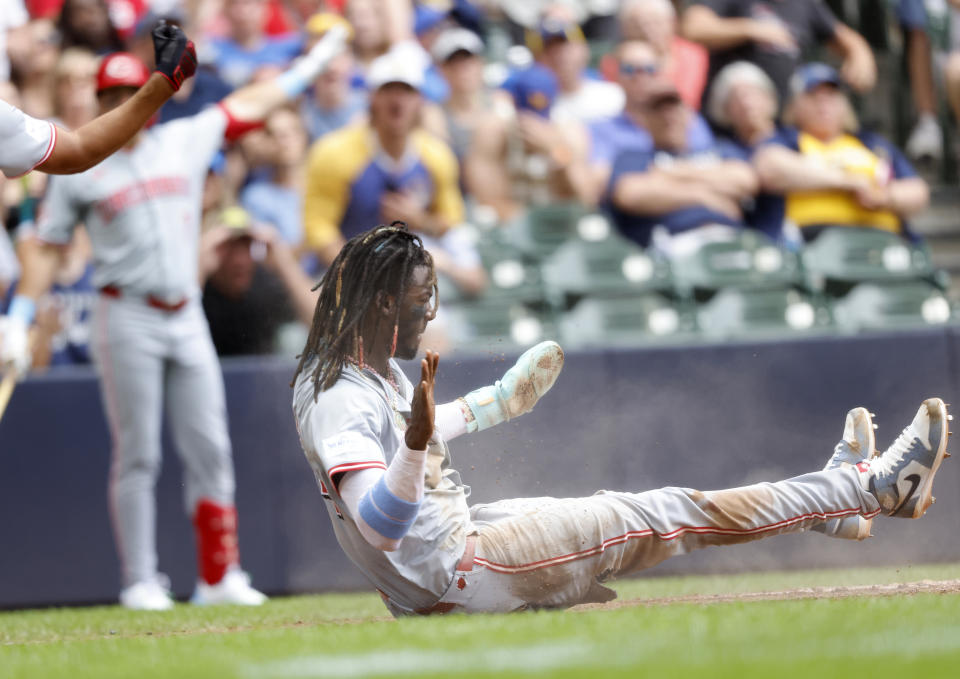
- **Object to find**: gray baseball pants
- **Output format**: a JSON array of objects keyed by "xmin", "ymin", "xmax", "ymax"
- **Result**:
[
  {"xmin": 91, "ymin": 294, "xmax": 235, "ymax": 588},
  {"xmin": 437, "ymin": 467, "xmax": 880, "ymax": 612}
]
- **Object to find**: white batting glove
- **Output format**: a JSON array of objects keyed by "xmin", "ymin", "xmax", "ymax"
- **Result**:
[
  {"xmin": 295, "ymin": 25, "xmax": 348, "ymax": 81},
  {"xmin": 459, "ymin": 341, "xmax": 565, "ymax": 433},
  {"xmin": 0, "ymin": 315, "xmax": 31, "ymax": 378}
]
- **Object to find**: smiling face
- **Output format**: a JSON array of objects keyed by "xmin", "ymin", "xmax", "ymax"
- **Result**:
[{"xmin": 391, "ymin": 264, "xmax": 437, "ymax": 360}]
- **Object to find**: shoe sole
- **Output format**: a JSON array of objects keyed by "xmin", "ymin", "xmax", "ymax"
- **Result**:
[{"xmin": 912, "ymin": 398, "xmax": 949, "ymax": 519}]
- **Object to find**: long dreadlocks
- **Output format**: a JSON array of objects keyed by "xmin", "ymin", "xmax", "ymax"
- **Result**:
[{"xmin": 293, "ymin": 222, "xmax": 437, "ymax": 400}]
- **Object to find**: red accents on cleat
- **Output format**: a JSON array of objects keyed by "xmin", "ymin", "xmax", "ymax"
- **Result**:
[{"xmin": 193, "ymin": 499, "xmax": 240, "ymax": 585}]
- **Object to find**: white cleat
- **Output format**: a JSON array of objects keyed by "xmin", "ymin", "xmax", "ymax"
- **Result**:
[
  {"xmin": 815, "ymin": 407, "xmax": 877, "ymax": 540},
  {"xmin": 861, "ymin": 398, "xmax": 949, "ymax": 519},
  {"xmin": 191, "ymin": 568, "xmax": 267, "ymax": 606},
  {"xmin": 119, "ymin": 578, "xmax": 174, "ymax": 611}
]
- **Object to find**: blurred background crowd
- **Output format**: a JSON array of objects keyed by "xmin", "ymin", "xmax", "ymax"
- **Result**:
[{"xmin": 4, "ymin": 0, "xmax": 960, "ymax": 367}]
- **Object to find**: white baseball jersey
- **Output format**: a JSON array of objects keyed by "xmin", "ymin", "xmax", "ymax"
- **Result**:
[
  {"xmin": 35, "ymin": 107, "xmax": 228, "ymax": 302},
  {"xmin": 0, "ymin": 100, "xmax": 56, "ymax": 178},
  {"xmin": 293, "ymin": 357, "xmax": 472, "ymax": 612}
]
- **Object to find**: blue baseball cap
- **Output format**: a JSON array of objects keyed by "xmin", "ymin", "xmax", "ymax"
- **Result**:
[
  {"xmin": 501, "ymin": 64, "xmax": 557, "ymax": 117},
  {"xmin": 789, "ymin": 62, "xmax": 844, "ymax": 98},
  {"xmin": 538, "ymin": 16, "xmax": 584, "ymax": 45}
]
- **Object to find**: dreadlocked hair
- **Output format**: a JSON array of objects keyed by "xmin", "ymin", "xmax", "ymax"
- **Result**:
[{"xmin": 293, "ymin": 222, "xmax": 436, "ymax": 400}]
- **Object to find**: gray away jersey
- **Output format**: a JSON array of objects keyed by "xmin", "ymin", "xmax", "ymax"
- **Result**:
[
  {"xmin": 35, "ymin": 106, "xmax": 228, "ymax": 303},
  {"xmin": 1, "ymin": 100, "xmax": 56, "ymax": 178},
  {"xmin": 293, "ymin": 358, "xmax": 471, "ymax": 612}
]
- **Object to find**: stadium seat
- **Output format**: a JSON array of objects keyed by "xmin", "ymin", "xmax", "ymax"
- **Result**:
[
  {"xmin": 669, "ymin": 229, "xmax": 803, "ymax": 298},
  {"xmin": 445, "ymin": 300, "xmax": 557, "ymax": 352},
  {"xmin": 831, "ymin": 280, "xmax": 955, "ymax": 332},
  {"xmin": 696, "ymin": 288, "xmax": 833, "ymax": 341},
  {"xmin": 506, "ymin": 203, "xmax": 589, "ymax": 257},
  {"xmin": 800, "ymin": 227, "xmax": 937, "ymax": 292},
  {"xmin": 559, "ymin": 294, "xmax": 697, "ymax": 348},
  {"xmin": 541, "ymin": 230, "xmax": 673, "ymax": 309}
]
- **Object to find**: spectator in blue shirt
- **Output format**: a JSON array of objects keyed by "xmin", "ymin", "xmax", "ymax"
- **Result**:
[
  {"xmin": 584, "ymin": 39, "xmax": 714, "ymax": 205},
  {"xmin": 209, "ymin": 0, "xmax": 303, "ymax": 89},
  {"xmin": 607, "ymin": 80, "xmax": 758, "ymax": 254},
  {"xmin": 707, "ymin": 60, "xmax": 791, "ymax": 244}
]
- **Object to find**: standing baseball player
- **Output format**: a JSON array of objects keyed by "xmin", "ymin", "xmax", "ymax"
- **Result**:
[
  {"xmin": 292, "ymin": 223, "xmax": 950, "ymax": 615},
  {"xmin": 0, "ymin": 28, "xmax": 347, "ymax": 610},
  {"xmin": 0, "ymin": 22, "xmax": 196, "ymax": 181}
]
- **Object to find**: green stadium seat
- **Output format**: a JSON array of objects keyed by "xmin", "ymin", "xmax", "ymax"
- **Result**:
[
  {"xmin": 800, "ymin": 227, "xmax": 936, "ymax": 292},
  {"xmin": 445, "ymin": 300, "xmax": 557, "ymax": 352},
  {"xmin": 506, "ymin": 203, "xmax": 589, "ymax": 257},
  {"xmin": 669, "ymin": 229, "xmax": 804, "ymax": 297},
  {"xmin": 541, "ymin": 231, "xmax": 673, "ymax": 309},
  {"xmin": 559, "ymin": 294, "xmax": 697, "ymax": 349},
  {"xmin": 831, "ymin": 280, "xmax": 955, "ymax": 332},
  {"xmin": 696, "ymin": 288, "xmax": 833, "ymax": 341}
]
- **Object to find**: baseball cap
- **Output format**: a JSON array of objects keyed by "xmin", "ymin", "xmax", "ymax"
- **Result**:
[
  {"xmin": 366, "ymin": 54, "xmax": 425, "ymax": 91},
  {"xmin": 414, "ymin": 4, "xmax": 449, "ymax": 36},
  {"xmin": 219, "ymin": 206, "xmax": 254, "ymax": 237},
  {"xmin": 501, "ymin": 64, "xmax": 557, "ymax": 117},
  {"xmin": 306, "ymin": 12, "xmax": 354, "ymax": 41},
  {"xmin": 96, "ymin": 52, "xmax": 150, "ymax": 93},
  {"xmin": 789, "ymin": 62, "xmax": 844, "ymax": 98},
  {"xmin": 537, "ymin": 16, "xmax": 584, "ymax": 46},
  {"xmin": 431, "ymin": 28, "xmax": 484, "ymax": 63}
]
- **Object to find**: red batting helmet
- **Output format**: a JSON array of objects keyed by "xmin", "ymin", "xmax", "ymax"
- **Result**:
[{"xmin": 96, "ymin": 52, "xmax": 150, "ymax": 93}]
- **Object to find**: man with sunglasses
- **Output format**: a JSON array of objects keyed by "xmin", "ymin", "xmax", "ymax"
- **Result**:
[
  {"xmin": 606, "ymin": 79, "xmax": 759, "ymax": 256},
  {"xmin": 583, "ymin": 40, "xmax": 715, "ymax": 206}
]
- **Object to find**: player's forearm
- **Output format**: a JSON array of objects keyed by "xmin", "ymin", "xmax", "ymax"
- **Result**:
[
  {"xmin": 340, "ymin": 443, "xmax": 429, "ymax": 551},
  {"xmin": 220, "ymin": 26, "xmax": 346, "ymax": 124},
  {"xmin": 339, "ymin": 468, "xmax": 402, "ymax": 551},
  {"xmin": 435, "ymin": 401, "xmax": 469, "ymax": 441},
  {"xmin": 38, "ymin": 75, "xmax": 173, "ymax": 174},
  {"xmin": 6, "ymin": 241, "xmax": 62, "ymax": 326},
  {"xmin": 681, "ymin": 7, "xmax": 758, "ymax": 49},
  {"xmin": 14, "ymin": 241, "xmax": 61, "ymax": 303}
]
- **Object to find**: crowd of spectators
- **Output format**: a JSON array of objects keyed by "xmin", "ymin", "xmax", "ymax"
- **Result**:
[{"xmin": 1, "ymin": 0, "xmax": 957, "ymax": 368}]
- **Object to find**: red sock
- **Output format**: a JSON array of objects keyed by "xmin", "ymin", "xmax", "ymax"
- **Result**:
[{"xmin": 193, "ymin": 499, "xmax": 239, "ymax": 585}]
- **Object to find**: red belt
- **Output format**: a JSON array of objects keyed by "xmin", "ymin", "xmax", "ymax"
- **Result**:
[{"xmin": 100, "ymin": 285, "xmax": 189, "ymax": 312}]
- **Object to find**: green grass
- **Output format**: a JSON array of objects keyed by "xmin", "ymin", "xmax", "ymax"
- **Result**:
[{"xmin": 3, "ymin": 563, "xmax": 960, "ymax": 678}]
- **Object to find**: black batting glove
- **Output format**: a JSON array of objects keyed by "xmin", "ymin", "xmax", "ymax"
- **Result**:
[{"xmin": 152, "ymin": 20, "xmax": 197, "ymax": 92}]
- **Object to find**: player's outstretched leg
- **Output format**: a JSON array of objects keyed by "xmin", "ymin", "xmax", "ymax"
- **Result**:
[
  {"xmin": 858, "ymin": 397, "xmax": 951, "ymax": 518},
  {"xmin": 460, "ymin": 341, "xmax": 564, "ymax": 433},
  {"xmin": 813, "ymin": 407, "xmax": 878, "ymax": 540}
]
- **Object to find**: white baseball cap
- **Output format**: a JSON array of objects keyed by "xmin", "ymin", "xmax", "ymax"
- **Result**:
[
  {"xmin": 431, "ymin": 28, "xmax": 484, "ymax": 63},
  {"xmin": 366, "ymin": 53, "xmax": 425, "ymax": 91}
]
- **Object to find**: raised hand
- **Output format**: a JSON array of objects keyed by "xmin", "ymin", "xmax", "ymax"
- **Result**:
[
  {"xmin": 405, "ymin": 350, "xmax": 439, "ymax": 450},
  {"xmin": 152, "ymin": 21, "xmax": 197, "ymax": 92}
]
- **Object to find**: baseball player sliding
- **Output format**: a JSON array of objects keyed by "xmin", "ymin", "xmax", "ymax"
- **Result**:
[
  {"xmin": 292, "ymin": 223, "xmax": 951, "ymax": 615},
  {"xmin": 0, "ymin": 26, "xmax": 348, "ymax": 610},
  {"xmin": 0, "ymin": 22, "xmax": 196, "ymax": 180}
]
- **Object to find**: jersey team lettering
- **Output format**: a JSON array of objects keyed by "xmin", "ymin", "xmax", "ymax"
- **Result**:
[{"xmin": 96, "ymin": 176, "xmax": 191, "ymax": 222}]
